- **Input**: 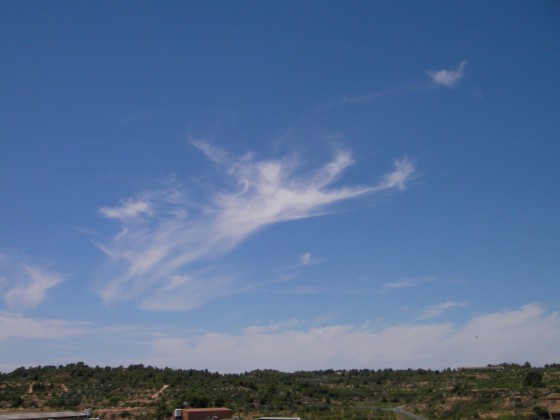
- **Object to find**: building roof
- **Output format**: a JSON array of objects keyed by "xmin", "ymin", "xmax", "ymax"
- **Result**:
[
  {"xmin": 548, "ymin": 393, "xmax": 560, "ymax": 399},
  {"xmin": 0, "ymin": 412, "xmax": 86, "ymax": 420},
  {"xmin": 181, "ymin": 408, "xmax": 232, "ymax": 412},
  {"xmin": 257, "ymin": 418, "xmax": 302, "ymax": 420}
]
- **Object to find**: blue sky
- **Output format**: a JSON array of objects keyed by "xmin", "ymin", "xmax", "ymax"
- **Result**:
[{"xmin": 1, "ymin": 1, "xmax": 559, "ymax": 372}]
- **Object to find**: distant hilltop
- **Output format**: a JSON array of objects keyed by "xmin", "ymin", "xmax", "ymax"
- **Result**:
[{"xmin": 1, "ymin": 363, "xmax": 558, "ymax": 419}]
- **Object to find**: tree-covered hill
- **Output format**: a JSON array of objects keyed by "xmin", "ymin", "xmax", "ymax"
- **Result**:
[{"xmin": 1, "ymin": 363, "xmax": 559, "ymax": 419}]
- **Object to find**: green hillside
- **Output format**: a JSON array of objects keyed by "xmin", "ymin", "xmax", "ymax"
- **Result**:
[{"xmin": 1, "ymin": 363, "xmax": 559, "ymax": 419}]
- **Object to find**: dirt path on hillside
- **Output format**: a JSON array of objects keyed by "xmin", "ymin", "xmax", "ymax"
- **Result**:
[{"xmin": 152, "ymin": 384, "xmax": 169, "ymax": 399}]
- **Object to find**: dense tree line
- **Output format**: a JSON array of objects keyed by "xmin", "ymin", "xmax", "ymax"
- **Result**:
[{"xmin": 1, "ymin": 363, "xmax": 559, "ymax": 419}]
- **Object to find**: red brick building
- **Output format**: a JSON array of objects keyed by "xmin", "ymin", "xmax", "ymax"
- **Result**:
[
  {"xmin": 172, "ymin": 408, "xmax": 233, "ymax": 420},
  {"xmin": 547, "ymin": 394, "xmax": 560, "ymax": 419}
]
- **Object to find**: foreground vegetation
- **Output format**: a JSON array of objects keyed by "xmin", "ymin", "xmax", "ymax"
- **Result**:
[{"xmin": 1, "ymin": 363, "xmax": 559, "ymax": 419}]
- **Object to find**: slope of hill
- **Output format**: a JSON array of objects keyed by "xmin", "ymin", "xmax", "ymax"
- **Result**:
[{"xmin": 1, "ymin": 363, "xmax": 559, "ymax": 419}]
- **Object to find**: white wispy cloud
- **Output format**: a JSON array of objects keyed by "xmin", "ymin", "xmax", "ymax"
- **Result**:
[
  {"xmin": 1, "ymin": 304, "xmax": 558, "ymax": 373},
  {"xmin": 299, "ymin": 252, "xmax": 313, "ymax": 266},
  {"xmin": 380, "ymin": 279, "xmax": 419, "ymax": 293},
  {"xmin": 99, "ymin": 199, "xmax": 153, "ymax": 220},
  {"xmin": 139, "ymin": 272, "xmax": 241, "ymax": 312},
  {"xmin": 244, "ymin": 319, "xmax": 303, "ymax": 335},
  {"xmin": 317, "ymin": 63, "xmax": 468, "ymax": 111},
  {"xmin": 96, "ymin": 143, "xmax": 415, "ymax": 311},
  {"xmin": 147, "ymin": 304, "xmax": 560, "ymax": 372},
  {"xmin": 298, "ymin": 252, "xmax": 324, "ymax": 267},
  {"xmin": 0, "ymin": 313, "xmax": 163, "ymax": 372},
  {"xmin": 379, "ymin": 277, "xmax": 462, "ymax": 293},
  {"xmin": 419, "ymin": 301, "xmax": 468, "ymax": 320},
  {"xmin": 315, "ymin": 83, "xmax": 429, "ymax": 111},
  {"xmin": 0, "ymin": 312, "xmax": 87, "ymax": 342},
  {"xmin": 0, "ymin": 253, "xmax": 64, "ymax": 309},
  {"xmin": 427, "ymin": 61, "xmax": 467, "ymax": 88}
]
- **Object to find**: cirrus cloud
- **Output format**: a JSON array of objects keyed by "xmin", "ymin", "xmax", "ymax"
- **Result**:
[
  {"xmin": 0, "ymin": 252, "xmax": 64, "ymax": 310},
  {"xmin": 96, "ymin": 143, "xmax": 415, "ymax": 311}
]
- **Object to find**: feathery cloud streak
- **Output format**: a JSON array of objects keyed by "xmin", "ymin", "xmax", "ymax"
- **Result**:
[
  {"xmin": 97, "ymin": 143, "xmax": 415, "ymax": 311},
  {"xmin": 316, "ymin": 62, "xmax": 468, "ymax": 111}
]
